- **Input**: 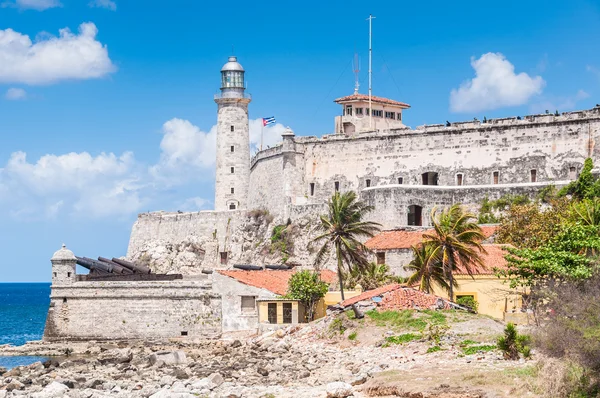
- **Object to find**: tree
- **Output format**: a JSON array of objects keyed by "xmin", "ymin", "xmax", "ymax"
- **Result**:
[
  {"xmin": 422, "ymin": 204, "xmax": 486, "ymax": 301},
  {"xmin": 406, "ymin": 242, "xmax": 455, "ymax": 294},
  {"xmin": 285, "ymin": 270, "xmax": 329, "ymax": 322},
  {"xmin": 312, "ymin": 191, "xmax": 381, "ymax": 300},
  {"xmin": 559, "ymin": 158, "xmax": 600, "ymax": 199},
  {"xmin": 346, "ymin": 262, "xmax": 398, "ymax": 290}
]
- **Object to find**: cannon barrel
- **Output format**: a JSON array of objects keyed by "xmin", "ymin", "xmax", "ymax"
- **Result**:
[
  {"xmin": 111, "ymin": 258, "xmax": 151, "ymax": 274},
  {"xmin": 76, "ymin": 256, "xmax": 113, "ymax": 273},
  {"xmin": 98, "ymin": 257, "xmax": 132, "ymax": 274}
]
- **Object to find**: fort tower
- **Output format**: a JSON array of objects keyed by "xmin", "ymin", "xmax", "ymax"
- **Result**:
[{"xmin": 214, "ymin": 56, "xmax": 251, "ymax": 211}]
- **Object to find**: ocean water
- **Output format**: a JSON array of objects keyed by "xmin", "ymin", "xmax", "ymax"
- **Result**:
[{"xmin": 0, "ymin": 283, "xmax": 51, "ymax": 369}]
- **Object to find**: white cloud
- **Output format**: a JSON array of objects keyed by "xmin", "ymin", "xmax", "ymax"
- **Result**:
[
  {"xmin": 450, "ymin": 52, "xmax": 545, "ymax": 113},
  {"xmin": 529, "ymin": 89, "xmax": 590, "ymax": 114},
  {"xmin": 587, "ymin": 65, "xmax": 600, "ymax": 80},
  {"xmin": 88, "ymin": 0, "xmax": 116, "ymax": 11},
  {"xmin": 1, "ymin": 0, "xmax": 61, "ymax": 10},
  {"xmin": 5, "ymin": 87, "xmax": 26, "ymax": 100},
  {"xmin": 0, "ymin": 22, "xmax": 116, "ymax": 85},
  {"xmin": 249, "ymin": 119, "xmax": 286, "ymax": 153},
  {"xmin": 178, "ymin": 197, "xmax": 212, "ymax": 212}
]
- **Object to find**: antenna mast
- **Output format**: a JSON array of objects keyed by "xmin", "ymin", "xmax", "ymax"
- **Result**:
[
  {"xmin": 353, "ymin": 52, "xmax": 360, "ymax": 94},
  {"xmin": 367, "ymin": 14, "xmax": 375, "ymax": 130}
]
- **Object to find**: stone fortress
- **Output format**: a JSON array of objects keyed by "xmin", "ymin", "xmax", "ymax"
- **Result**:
[{"xmin": 45, "ymin": 55, "xmax": 600, "ymax": 341}]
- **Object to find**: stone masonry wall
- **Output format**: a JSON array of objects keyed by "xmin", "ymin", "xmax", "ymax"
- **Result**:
[{"xmin": 44, "ymin": 278, "xmax": 221, "ymax": 341}]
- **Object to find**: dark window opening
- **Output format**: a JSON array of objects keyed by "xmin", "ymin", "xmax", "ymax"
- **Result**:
[
  {"xmin": 493, "ymin": 171, "xmax": 499, "ymax": 184},
  {"xmin": 376, "ymin": 252, "xmax": 386, "ymax": 265},
  {"xmin": 241, "ymin": 296, "xmax": 256, "ymax": 313},
  {"xmin": 373, "ymin": 109, "xmax": 383, "ymax": 117},
  {"xmin": 421, "ymin": 172, "xmax": 438, "ymax": 186},
  {"xmin": 231, "ymin": 187, "xmax": 234, "ymax": 194},
  {"xmin": 283, "ymin": 303, "xmax": 293, "ymax": 324},
  {"xmin": 229, "ymin": 203, "xmax": 236, "ymax": 210},
  {"xmin": 397, "ymin": 112, "xmax": 402, "ymax": 121},
  {"xmin": 408, "ymin": 205, "xmax": 423, "ymax": 226},
  {"xmin": 67, "ymin": 272, "xmax": 71, "ymax": 278},
  {"xmin": 345, "ymin": 105, "xmax": 352, "ymax": 116},
  {"xmin": 53, "ymin": 272, "xmax": 57, "ymax": 278},
  {"xmin": 230, "ymin": 125, "xmax": 234, "ymax": 132},
  {"xmin": 366, "ymin": 179, "xmax": 371, "ymax": 188},
  {"xmin": 63, "ymin": 298, "xmax": 67, "ymax": 303},
  {"xmin": 398, "ymin": 177, "xmax": 403, "ymax": 184},
  {"xmin": 356, "ymin": 107, "xmax": 363, "ymax": 115},
  {"xmin": 181, "ymin": 331, "xmax": 188, "ymax": 336},
  {"xmin": 569, "ymin": 166, "xmax": 577, "ymax": 179},
  {"xmin": 230, "ymin": 167, "xmax": 235, "ymax": 174},
  {"xmin": 220, "ymin": 252, "xmax": 228, "ymax": 264},
  {"xmin": 530, "ymin": 169, "xmax": 537, "ymax": 183},
  {"xmin": 230, "ymin": 145, "xmax": 235, "ymax": 152},
  {"xmin": 310, "ymin": 183, "xmax": 315, "ymax": 196},
  {"xmin": 268, "ymin": 303, "xmax": 277, "ymax": 324},
  {"xmin": 334, "ymin": 181, "xmax": 340, "ymax": 192},
  {"xmin": 456, "ymin": 173, "xmax": 463, "ymax": 186}
]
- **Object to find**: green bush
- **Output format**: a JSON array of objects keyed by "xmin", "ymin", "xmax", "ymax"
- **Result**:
[
  {"xmin": 285, "ymin": 270, "xmax": 329, "ymax": 322},
  {"xmin": 456, "ymin": 296, "xmax": 479, "ymax": 312},
  {"xmin": 348, "ymin": 331, "xmax": 357, "ymax": 341},
  {"xmin": 497, "ymin": 323, "xmax": 531, "ymax": 360},
  {"xmin": 427, "ymin": 345, "xmax": 442, "ymax": 354}
]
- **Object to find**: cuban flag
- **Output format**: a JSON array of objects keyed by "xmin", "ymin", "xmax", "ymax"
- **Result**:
[{"xmin": 262, "ymin": 116, "xmax": 276, "ymax": 126}]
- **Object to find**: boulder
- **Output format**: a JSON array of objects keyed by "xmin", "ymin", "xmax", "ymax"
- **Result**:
[
  {"xmin": 149, "ymin": 390, "xmax": 197, "ymax": 398},
  {"xmin": 191, "ymin": 373, "xmax": 224, "ymax": 391},
  {"xmin": 31, "ymin": 381, "xmax": 69, "ymax": 398},
  {"xmin": 326, "ymin": 382, "xmax": 354, "ymax": 398},
  {"xmin": 149, "ymin": 351, "xmax": 187, "ymax": 366},
  {"xmin": 98, "ymin": 348, "xmax": 133, "ymax": 364}
]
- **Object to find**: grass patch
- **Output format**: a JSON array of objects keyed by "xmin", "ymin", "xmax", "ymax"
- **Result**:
[
  {"xmin": 385, "ymin": 333, "xmax": 421, "ymax": 345},
  {"xmin": 329, "ymin": 318, "xmax": 346, "ymax": 335},
  {"xmin": 503, "ymin": 365, "xmax": 538, "ymax": 378},
  {"xmin": 462, "ymin": 344, "xmax": 497, "ymax": 355},
  {"xmin": 427, "ymin": 345, "xmax": 442, "ymax": 354},
  {"xmin": 460, "ymin": 339, "xmax": 480, "ymax": 347},
  {"xmin": 366, "ymin": 310, "xmax": 440, "ymax": 331},
  {"xmin": 421, "ymin": 310, "xmax": 447, "ymax": 325},
  {"xmin": 345, "ymin": 309, "xmax": 356, "ymax": 320},
  {"xmin": 348, "ymin": 331, "xmax": 357, "ymax": 341}
]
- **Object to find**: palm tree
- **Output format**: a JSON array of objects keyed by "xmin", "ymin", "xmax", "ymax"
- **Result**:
[
  {"xmin": 406, "ymin": 242, "xmax": 455, "ymax": 294},
  {"xmin": 312, "ymin": 191, "xmax": 381, "ymax": 300},
  {"xmin": 422, "ymin": 204, "xmax": 486, "ymax": 301},
  {"xmin": 347, "ymin": 262, "xmax": 394, "ymax": 290}
]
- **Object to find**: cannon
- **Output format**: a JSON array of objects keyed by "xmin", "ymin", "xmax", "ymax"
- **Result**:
[
  {"xmin": 111, "ymin": 257, "xmax": 152, "ymax": 274},
  {"xmin": 98, "ymin": 257, "xmax": 133, "ymax": 274},
  {"xmin": 76, "ymin": 256, "xmax": 114, "ymax": 274}
]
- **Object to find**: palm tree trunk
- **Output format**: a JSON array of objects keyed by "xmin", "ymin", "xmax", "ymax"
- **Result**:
[
  {"xmin": 336, "ymin": 243, "xmax": 345, "ymax": 301},
  {"xmin": 449, "ymin": 270, "xmax": 454, "ymax": 302}
]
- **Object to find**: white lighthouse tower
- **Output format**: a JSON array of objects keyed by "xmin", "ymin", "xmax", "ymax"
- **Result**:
[{"xmin": 214, "ymin": 56, "xmax": 251, "ymax": 211}]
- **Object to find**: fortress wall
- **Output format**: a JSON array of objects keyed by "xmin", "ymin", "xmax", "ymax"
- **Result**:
[
  {"xmin": 361, "ymin": 182, "xmax": 566, "ymax": 229},
  {"xmin": 44, "ymin": 279, "xmax": 221, "ymax": 341},
  {"xmin": 248, "ymin": 149, "xmax": 286, "ymax": 215}
]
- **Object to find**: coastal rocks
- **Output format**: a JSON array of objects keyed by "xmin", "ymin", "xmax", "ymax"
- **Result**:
[
  {"xmin": 191, "ymin": 373, "xmax": 224, "ymax": 391},
  {"xmin": 31, "ymin": 381, "xmax": 69, "ymax": 398},
  {"xmin": 149, "ymin": 351, "xmax": 187, "ymax": 366},
  {"xmin": 326, "ymin": 382, "xmax": 354, "ymax": 397},
  {"xmin": 98, "ymin": 348, "xmax": 133, "ymax": 364}
]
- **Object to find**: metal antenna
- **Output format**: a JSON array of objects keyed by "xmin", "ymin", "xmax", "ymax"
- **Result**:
[
  {"xmin": 367, "ymin": 14, "xmax": 375, "ymax": 130},
  {"xmin": 353, "ymin": 51, "xmax": 360, "ymax": 94}
]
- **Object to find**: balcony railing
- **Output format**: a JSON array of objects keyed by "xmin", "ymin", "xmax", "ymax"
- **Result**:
[{"xmin": 214, "ymin": 92, "xmax": 252, "ymax": 100}]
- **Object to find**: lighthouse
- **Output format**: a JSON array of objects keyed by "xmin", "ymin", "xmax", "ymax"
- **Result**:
[{"xmin": 214, "ymin": 56, "xmax": 251, "ymax": 211}]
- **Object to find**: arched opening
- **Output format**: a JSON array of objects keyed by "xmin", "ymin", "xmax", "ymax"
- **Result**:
[
  {"xmin": 408, "ymin": 205, "xmax": 423, "ymax": 226},
  {"xmin": 421, "ymin": 172, "xmax": 438, "ymax": 186}
]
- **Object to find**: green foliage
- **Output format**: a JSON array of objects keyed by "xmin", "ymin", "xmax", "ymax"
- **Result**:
[
  {"xmin": 427, "ymin": 345, "xmax": 442, "ymax": 354},
  {"xmin": 285, "ymin": 270, "xmax": 329, "ymax": 322},
  {"xmin": 462, "ymin": 344, "xmax": 497, "ymax": 355},
  {"xmin": 329, "ymin": 317, "xmax": 346, "ymax": 335},
  {"xmin": 497, "ymin": 323, "xmax": 531, "ymax": 360},
  {"xmin": 270, "ymin": 223, "xmax": 297, "ymax": 262},
  {"xmin": 478, "ymin": 194, "xmax": 531, "ymax": 223},
  {"xmin": 385, "ymin": 333, "xmax": 420, "ymax": 345},
  {"xmin": 424, "ymin": 323, "xmax": 449, "ymax": 343},
  {"xmin": 366, "ymin": 309, "xmax": 447, "ymax": 332},
  {"xmin": 460, "ymin": 339, "xmax": 479, "ymax": 347},
  {"xmin": 456, "ymin": 295, "xmax": 479, "ymax": 312},
  {"xmin": 537, "ymin": 184, "xmax": 558, "ymax": 203},
  {"xmin": 559, "ymin": 158, "xmax": 600, "ymax": 200},
  {"xmin": 348, "ymin": 331, "xmax": 357, "ymax": 340},
  {"xmin": 346, "ymin": 262, "xmax": 397, "ymax": 290}
]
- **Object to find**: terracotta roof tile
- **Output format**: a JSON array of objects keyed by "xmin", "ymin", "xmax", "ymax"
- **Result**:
[
  {"xmin": 365, "ymin": 225, "xmax": 499, "ymax": 250},
  {"xmin": 340, "ymin": 284, "xmax": 403, "ymax": 307},
  {"xmin": 454, "ymin": 244, "xmax": 510, "ymax": 275},
  {"xmin": 334, "ymin": 93, "xmax": 411, "ymax": 108},
  {"xmin": 217, "ymin": 269, "xmax": 337, "ymax": 296},
  {"xmin": 339, "ymin": 283, "xmax": 451, "ymax": 310}
]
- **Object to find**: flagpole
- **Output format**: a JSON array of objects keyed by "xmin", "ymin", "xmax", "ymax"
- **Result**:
[
  {"xmin": 260, "ymin": 123, "xmax": 264, "ymax": 151},
  {"xmin": 367, "ymin": 14, "xmax": 375, "ymax": 131}
]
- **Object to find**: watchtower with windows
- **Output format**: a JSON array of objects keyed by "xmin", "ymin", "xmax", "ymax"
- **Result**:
[{"xmin": 214, "ymin": 56, "xmax": 251, "ymax": 211}]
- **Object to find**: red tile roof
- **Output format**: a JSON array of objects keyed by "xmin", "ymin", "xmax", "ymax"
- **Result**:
[
  {"xmin": 217, "ymin": 269, "xmax": 337, "ymax": 296},
  {"xmin": 339, "ymin": 283, "xmax": 451, "ymax": 310},
  {"xmin": 365, "ymin": 225, "xmax": 499, "ymax": 250},
  {"xmin": 454, "ymin": 244, "xmax": 510, "ymax": 275},
  {"xmin": 334, "ymin": 93, "xmax": 411, "ymax": 108}
]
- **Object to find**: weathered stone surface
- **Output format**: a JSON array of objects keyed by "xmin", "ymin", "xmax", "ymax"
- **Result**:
[
  {"xmin": 31, "ymin": 381, "xmax": 69, "ymax": 398},
  {"xmin": 326, "ymin": 382, "xmax": 354, "ymax": 397},
  {"xmin": 149, "ymin": 351, "xmax": 187, "ymax": 366}
]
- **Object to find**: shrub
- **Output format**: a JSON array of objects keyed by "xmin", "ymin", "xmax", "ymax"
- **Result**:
[
  {"xmin": 497, "ymin": 323, "xmax": 531, "ymax": 360},
  {"xmin": 285, "ymin": 270, "xmax": 329, "ymax": 321},
  {"xmin": 427, "ymin": 345, "xmax": 442, "ymax": 354},
  {"xmin": 348, "ymin": 331, "xmax": 357, "ymax": 341},
  {"xmin": 462, "ymin": 344, "xmax": 497, "ymax": 355},
  {"xmin": 385, "ymin": 333, "xmax": 420, "ymax": 345},
  {"xmin": 456, "ymin": 296, "xmax": 479, "ymax": 313}
]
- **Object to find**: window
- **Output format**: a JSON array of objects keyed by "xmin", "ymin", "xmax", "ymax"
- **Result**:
[
  {"xmin": 63, "ymin": 298, "xmax": 67, "ymax": 303},
  {"xmin": 67, "ymin": 272, "xmax": 71, "ymax": 278},
  {"xmin": 53, "ymin": 272, "xmax": 57, "ymax": 278},
  {"xmin": 530, "ymin": 169, "xmax": 537, "ymax": 183},
  {"xmin": 366, "ymin": 108, "xmax": 370, "ymax": 116},
  {"xmin": 345, "ymin": 105, "xmax": 352, "ymax": 116},
  {"xmin": 267, "ymin": 303, "xmax": 277, "ymax": 323},
  {"xmin": 398, "ymin": 177, "xmax": 403, "ymax": 184},
  {"xmin": 421, "ymin": 172, "xmax": 438, "ymax": 186},
  {"xmin": 385, "ymin": 111, "xmax": 395, "ymax": 119},
  {"xmin": 397, "ymin": 112, "xmax": 402, "ymax": 121},
  {"xmin": 229, "ymin": 203, "xmax": 236, "ymax": 210},
  {"xmin": 230, "ymin": 145, "xmax": 235, "ymax": 152},
  {"xmin": 282, "ymin": 303, "xmax": 292, "ymax": 324},
  {"xmin": 231, "ymin": 167, "xmax": 235, "ymax": 174},
  {"xmin": 334, "ymin": 181, "xmax": 340, "ymax": 192},
  {"xmin": 241, "ymin": 296, "xmax": 256, "ymax": 313},
  {"xmin": 569, "ymin": 166, "xmax": 577, "ymax": 179},
  {"xmin": 310, "ymin": 183, "xmax": 315, "ymax": 196},
  {"xmin": 376, "ymin": 252, "xmax": 386, "ymax": 265},
  {"xmin": 356, "ymin": 107, "xmax": 363, "ymax": 115},
  {"xmin": 231, "ymin": 187, "xmax": 235, "ymax": 194},
  {"xmin": 456, "ymin": 173, "xmax": 463, "ymax": 186},
  {"xmin": 220, "ymin": 252, "xmax": 228, "ymax": 264},
  {"xmin": 230, "ymin": 125, "xmax": 234, "ymax": 132},
  {"xmin": 493, "ymin": 171, "xmax": 499, "ymax": 184},
  {"xmin": 408, "ymin": 205, "xmax": 423, "ymax": 226},
  {"xmin": 366, "ymin": 179, "xmax": 371, "ymax": 188},
  {"xmin": 181, "ymin": 331, "xmax": 188, "ymax": 336},
  {"xmin": 372, "ymin": 110, "xmax": 383, "ymax": 117}
]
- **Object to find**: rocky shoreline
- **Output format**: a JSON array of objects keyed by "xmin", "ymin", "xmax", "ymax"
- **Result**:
[{"xmin": 0, "ymin": 319, "xmax": 538, "ymax": 398}]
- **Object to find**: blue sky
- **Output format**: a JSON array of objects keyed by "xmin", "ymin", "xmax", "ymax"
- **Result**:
[{"xmin": 0, "ymin": 0, "xmax": 599, "ymax": 281}]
